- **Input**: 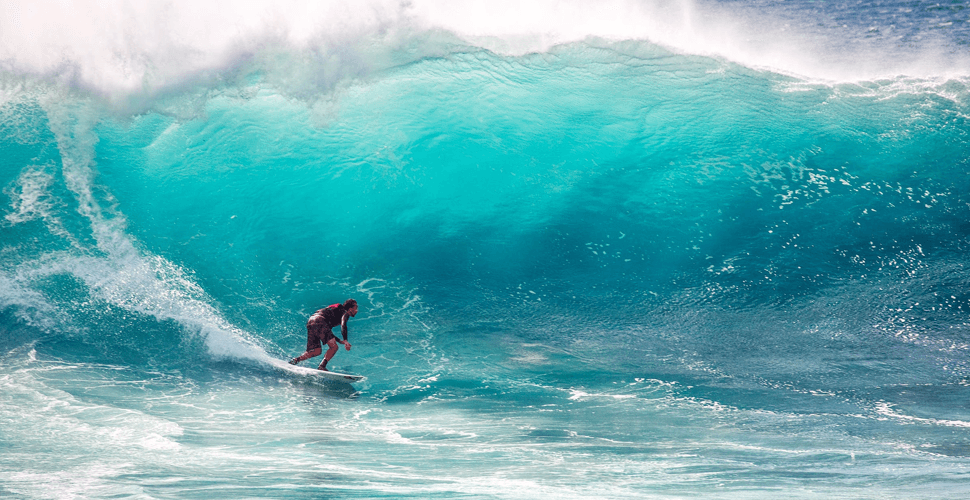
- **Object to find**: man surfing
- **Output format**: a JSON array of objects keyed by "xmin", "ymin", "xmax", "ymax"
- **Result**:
[{"xmin": 288, "ymin": 299, "xmax": 357, "ymax": 371}]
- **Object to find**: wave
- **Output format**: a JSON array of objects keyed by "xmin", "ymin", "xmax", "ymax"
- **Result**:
[{"xmin": 1, "ymin": 11, "xmax": 969, "ymax": 394}]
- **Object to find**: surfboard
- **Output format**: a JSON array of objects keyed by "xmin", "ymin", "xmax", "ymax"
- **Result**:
[{"xmin": 268, "ymin": 358, "xmax": 365, "ymax": 383}]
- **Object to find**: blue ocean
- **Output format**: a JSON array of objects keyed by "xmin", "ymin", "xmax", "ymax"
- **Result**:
[{"xmin": 2, "ymin": 0, "xmax": 970, "ymax": 497}]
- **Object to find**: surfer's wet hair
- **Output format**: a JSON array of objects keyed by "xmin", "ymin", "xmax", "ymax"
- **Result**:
[{"xmin": 344, "ymin": 299, "xmax": 358, "ymax": 309}]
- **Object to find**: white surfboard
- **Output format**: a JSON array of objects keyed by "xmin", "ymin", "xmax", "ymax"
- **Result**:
[{"xmin": 268, "ymin": 358, "xmax": 365, "ymax": 383}]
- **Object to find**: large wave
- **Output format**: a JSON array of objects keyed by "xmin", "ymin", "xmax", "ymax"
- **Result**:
[{"xmin": 1, "ymin": 0, "xmax": 968, "ymax": 396}]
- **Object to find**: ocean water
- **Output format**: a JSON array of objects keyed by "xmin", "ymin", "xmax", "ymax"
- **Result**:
[{"xmin": 2, "ymin": 0, "xmax": 970, "ymax": 498}]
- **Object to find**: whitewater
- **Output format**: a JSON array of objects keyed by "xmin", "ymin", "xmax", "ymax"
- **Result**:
[{"xmin": 2, "ymin": 0, "xmax": 970, "ymax": 498}]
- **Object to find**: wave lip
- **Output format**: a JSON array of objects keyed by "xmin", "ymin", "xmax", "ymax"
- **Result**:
[{"xmin": 3, "ymin": 0, "xmax": 969, "ymax": 103}]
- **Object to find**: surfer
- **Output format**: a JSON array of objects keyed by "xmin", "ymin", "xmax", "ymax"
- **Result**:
[{"xmin": 288, "ymin": 299, "xmax": 357, "ymax": 371}]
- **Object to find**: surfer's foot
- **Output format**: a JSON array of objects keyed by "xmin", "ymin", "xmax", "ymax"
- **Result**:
[
  {"xmin": 288, "ymin": 357, "xmax": 299, "ymax": 365},
  {"xmin": 317, "ymin": 360, "xmax": 328, "ymax": 371}
]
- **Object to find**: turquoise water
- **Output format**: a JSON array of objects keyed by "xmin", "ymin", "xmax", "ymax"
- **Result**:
[{"xmin": 3, "ymin": 1, "xmax": 970, "ymax": 498}]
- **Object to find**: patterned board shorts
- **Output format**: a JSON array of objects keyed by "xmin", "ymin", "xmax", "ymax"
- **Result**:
[{"xmin": 306, "ymin": 317, "xmax": 336, "ymax": 351}]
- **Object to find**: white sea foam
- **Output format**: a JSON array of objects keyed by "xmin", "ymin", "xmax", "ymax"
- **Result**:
[
  {"xmin": 875, "ymin": 401, "xmax": 970, "ymax": 428},
  {"xmin": 4, "ymin": 164, "xmax": 56, "ymax": 225},
  {"xmin": 1, "ymin": 0, "xmax": 966, "ymax": 102}
]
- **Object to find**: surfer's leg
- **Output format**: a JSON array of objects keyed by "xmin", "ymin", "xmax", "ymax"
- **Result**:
[
  {"xmin": 290, "ymin": 347, "xmax": 322, "ymax": 364},
  {"xmin": 318, "ymin": 338, "xmax": 339, "ymax": 371},
  {"xmin": 291, "ymin": 325, "xmax": 325, "ymax": 364}
]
